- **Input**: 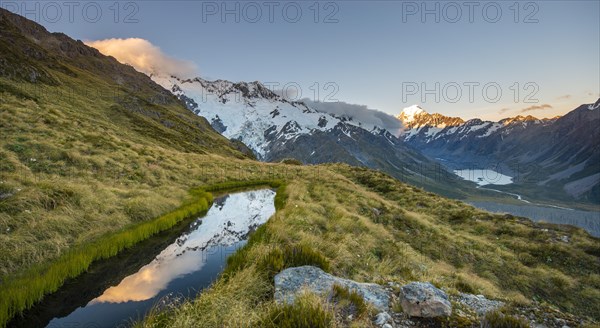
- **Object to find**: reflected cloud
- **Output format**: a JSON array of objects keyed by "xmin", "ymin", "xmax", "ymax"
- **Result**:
[{"xmin": 92, "ymin": 250, "xmax": 205, "ymax": 303}]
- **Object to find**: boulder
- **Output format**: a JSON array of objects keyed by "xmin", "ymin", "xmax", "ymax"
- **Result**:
[
  {"xmin": 274, "ymin": 266, "xmax": 389, "ymax": 311},
  {"xmin": 400, "ymin": 282, "xmax": 452, "ymax": 317}
]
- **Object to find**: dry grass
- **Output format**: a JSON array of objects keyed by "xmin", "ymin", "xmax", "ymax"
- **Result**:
[{"xmin": 136, "ymin": 166, "xmax": 599, "ymax": 327}]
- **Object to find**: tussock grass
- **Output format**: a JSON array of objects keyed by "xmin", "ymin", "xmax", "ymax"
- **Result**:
[
  {"xmin": 331, "ymin": 284, "xmax": 369, "ymax": 318},
  {"xmin": 482, "ymin": 310, "xmax": 530, "ymax": 328},
  {"xmin": 261, "ymin": 291, "xmax": 335, "ymax": 328},
  {"xmin": 257, "ymin": 244, "xmax": 331, "ymax": 281}
]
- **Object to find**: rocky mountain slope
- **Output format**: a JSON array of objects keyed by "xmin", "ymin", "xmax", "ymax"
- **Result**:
[{"xmin": 398, "ymin": 103, "xmax": 600, "ymax": 205}]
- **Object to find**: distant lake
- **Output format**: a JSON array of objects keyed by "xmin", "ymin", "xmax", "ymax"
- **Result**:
[
  {"xmin": 454, "ymin": 169, "xmax": 513, "ymax": 186},
  {"xmin": 469, "ymin": 201, "xmax": 600, "ymax": 237}
]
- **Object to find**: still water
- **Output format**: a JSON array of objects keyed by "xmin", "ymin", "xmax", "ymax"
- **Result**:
[{"xmin": 11, "ymin": 189, "xmax": 276, "ymax": 328}]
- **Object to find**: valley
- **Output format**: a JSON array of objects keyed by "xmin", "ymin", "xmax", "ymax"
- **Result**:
[{"xmin": 398, "ymin": 104, "xmax": 600, "ymax": 209}]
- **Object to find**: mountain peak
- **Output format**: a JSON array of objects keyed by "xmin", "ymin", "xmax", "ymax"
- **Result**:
[
  {"xmin": 589, "ymin": 98, "xmax": 600, "ymax": 110},
  {"xmin": 397, "ymin": 105, "xmax": 465, "ymax": 131},
  {"xmin": 500, "ymin": 114, "xmax": 540, "ymax": 126},
  {"xmin": 515, "ymin": 115, "xmax": 538, "ymax": 121},
  {"xmin": 400, "ymin": 105, "xmax": 426, "ymax": 118}
]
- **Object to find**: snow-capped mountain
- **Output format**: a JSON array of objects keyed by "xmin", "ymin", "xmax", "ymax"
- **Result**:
[
  {"xmin": 153, "ymin": 75, "xmax": 346, "ymax": 159},
  {"xmin": 398, "ymin": 105, "xmax": 465, "ymax": 140},
  {"xmin": 150, "ymin": 75, "xmax": 471, "ymax": 197},
  {"xmin": 397, "ymin": 106, "xmax": 558, "ymax": 144},
  {"xmin": 398, "ymin": 102, "xmax": 600, "ymax": 203}
]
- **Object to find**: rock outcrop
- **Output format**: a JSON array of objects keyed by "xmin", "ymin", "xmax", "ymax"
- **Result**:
[
  {"xmin": 274, "ymin": 266, "xmax": 390, "ymax": 311},
  {"xmin": 458, "ymin": 293, "xmax": 504, "ymax": 315},
  {"xmin": 399, "ymin": 282, "xmax": 452, "ymax": 317}
]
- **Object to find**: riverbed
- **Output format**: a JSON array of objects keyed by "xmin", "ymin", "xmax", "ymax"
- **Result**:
[
  {"xmin": 453, "ymin": 169, "xmax": 599, "ymax": 237},
  {"xmin": 469, "ymin": 201, "xmax": 600, "ymax": 237}
]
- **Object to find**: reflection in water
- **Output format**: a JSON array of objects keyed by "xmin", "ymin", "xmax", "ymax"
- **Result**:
[
  {"xmin": 92, "ymin": 250, "xmax": 207, "ymax": 304},
  {"xmin": 46, "ymin": 189, "xmax": 276, "ymax": 328}
]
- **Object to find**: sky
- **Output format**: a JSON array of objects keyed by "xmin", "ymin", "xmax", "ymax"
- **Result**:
[{"xmin": 3, "ymin": 0, "xmax": 599, "ymax": 121}]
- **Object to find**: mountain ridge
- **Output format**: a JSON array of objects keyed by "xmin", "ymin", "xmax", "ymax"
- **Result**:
[{"xmin": 398, "ymin": 102, "xmax": 600, "ymax": 204}]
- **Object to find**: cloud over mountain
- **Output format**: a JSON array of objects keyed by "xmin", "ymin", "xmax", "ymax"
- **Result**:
[
  {"xmin": 301, "ymin": 99, "xmax": 403, "ymax": 135},
  {"xmin": 86, "ymin": 38, "xmax": 198, "ymax": 78}
]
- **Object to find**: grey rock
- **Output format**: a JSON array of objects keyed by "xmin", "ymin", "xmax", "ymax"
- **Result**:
[
  {"xmin": 400, "ymin": 282, "xmax": 452, "ymax": 317},
  {"xmin": 274, "ymin": 266, "xmax": 389, "ymax": 311},
  {"xmin": 458, "ymin": 293, "xmax": 504, "ymax": 315},
  {"xmin": 382, "ymin": 324, "xmax": 393, "ymax": 328},
  {"xmin": 374, "ymin": 311, "xmax": 392, "ymax": 325}
]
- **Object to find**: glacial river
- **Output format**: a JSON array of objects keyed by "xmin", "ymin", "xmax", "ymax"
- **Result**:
[{"xmin": 454, "ymin": 168, "xmax": 599, "ymax": 237}]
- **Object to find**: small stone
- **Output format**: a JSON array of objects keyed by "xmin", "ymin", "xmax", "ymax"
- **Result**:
[
  {"xmin": 560, "ymin": 235, "xmax": 569, "ymax": 243},
  {"xmin": 374, "ymin": 312, "xmax": 392, "ymax": 325},
  {"xmin": 382, "ymin": 324, "xmax": 393, "ymax": 328}
]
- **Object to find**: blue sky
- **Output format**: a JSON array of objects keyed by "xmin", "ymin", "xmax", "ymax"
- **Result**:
[{"xmin": 4, "ymin": 0, "xmax": 599, "ymax": 120}]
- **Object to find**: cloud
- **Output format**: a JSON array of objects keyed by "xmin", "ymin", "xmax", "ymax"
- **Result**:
[
  {"xmin": 557, "ymin": 94, "xmax": 572, "ymax": 100},
  {"xmin": 300, "ymin": 99, "xmax": 403, "ymax": 135},
  {"xmin": 520, "ymin": 104, "xmax": 553, "ymax": 113},
  {"xmin": 86, "ymin": 38, "xmax": 198, "ymax": 78},
  {"xmin": 498, "ymin": 107, "xmax": 511, "ymax": 114}
]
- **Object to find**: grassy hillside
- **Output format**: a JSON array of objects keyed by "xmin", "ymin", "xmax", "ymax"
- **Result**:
[
  {"xmin": 134, "ymin": 165, "xmax": 599, "ymax": 327},
  {"xmin": 0, "ymin": 7, "xmax": 257, "ymax": 277},
  {"xmin": 1, "ymin": 8, "xmax": 599, "ymax": 327}
]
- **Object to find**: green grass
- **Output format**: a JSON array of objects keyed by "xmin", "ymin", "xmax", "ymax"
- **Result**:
[
  {"xmin": 332, "ymin": 284, "xmax": 369, "ymax": 318},
  {"xmin": 202, "ymin": 179, "xmax": 284, "ymax": 194},
  {"xmin": 261, "ymin": 292, "xmax": 335, "ymax": 328},
  {"xmin": 483, "ymin": 310, "xmax": 530, "ymax": 328},
  {"xmin": 257, "ymin": 244, "xmax": 331, "ymax": 281}
]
